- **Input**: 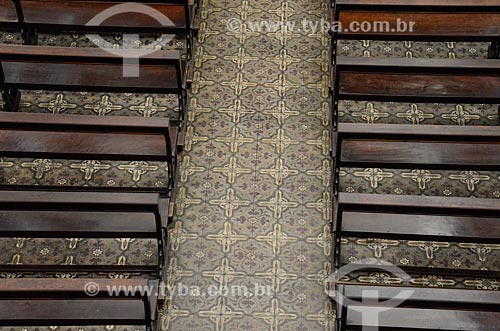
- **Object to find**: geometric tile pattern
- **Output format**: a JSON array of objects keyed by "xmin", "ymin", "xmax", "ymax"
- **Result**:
[{"xmin": 161, "ymin": 0, "xmax": 334, "ymax": 330}]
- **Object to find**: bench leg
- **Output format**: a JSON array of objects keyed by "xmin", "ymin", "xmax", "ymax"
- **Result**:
[
  {"xmin": 22, "ymin": 28, "xmax": 38, "ymax": 45},
  {"xmin": 2, "ymin": 89, "xmax": 21, "ymax": 112}
]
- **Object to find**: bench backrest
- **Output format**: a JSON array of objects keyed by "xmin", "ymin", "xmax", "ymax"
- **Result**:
[
  {"xmin": 333, "ymin": 0, "xmax": 500, "ymax": 42},
  {"xmin": 0, "ymin": 278, "xmax": 159, "ymax": 327},
  {"xmin": 335, "ymin": 283, "xmax": 500, "ymax": 331}
]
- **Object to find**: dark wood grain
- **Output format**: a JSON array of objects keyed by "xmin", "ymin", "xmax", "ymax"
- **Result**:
[
  {"xmin": 0, "ymin": 0, "xmax": 18, "ymax": 24},
  {"xmin": 338, "ymin": 123, "xmax": 500, "ymax": 137},
  {"xmin": 0, "ymin": 278, "xmax": 150, "ymax": 292},
  {"xmin": 336, "ymin": 0, "xmax": 500, "ymax": 6}
]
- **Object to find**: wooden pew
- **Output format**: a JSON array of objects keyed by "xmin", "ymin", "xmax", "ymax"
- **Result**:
[
  {"xmin": 0, "ymin": 190, "xmax": 168, "ymax": 275},
  {"xmin": 0, "ymin": 278, "xmax": 160, "ymax": 328},
  {"xmin": 0, "ymin": 111, "xmax": 176, "ymax": 192},
  {"xmin": 9, "ymin": 0, "xmax": 198, "ymax": 54},
  {"xmin": 331, "ymin": 0, "xmax": 500, "ymax": 58},
  {"xmin": 334, "ymin": 282, "xmax": 500, "ymax": 331},
  {"xmin": 0, "ymin": 44, "xmax": 186, "ymax": 120},
  {"xmin": 0, "ymin": 0, "xmax": 19, "ymax": 29},
  {"xmin": 332, "ymin": 123, "xmax": 500, "ymax": 277}
]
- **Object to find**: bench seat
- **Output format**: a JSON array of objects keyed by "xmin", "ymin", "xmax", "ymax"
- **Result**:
[
  {"xmin": 0, "ymin": 190, "xmax": 168, "ymax": 275},
  {"xmin": 334, "ymin": 283, "xmax": 500, "ymax": 331},
  {"xmin": 0, "ymin": 278, "xmax": 159, "ymax": 328}
]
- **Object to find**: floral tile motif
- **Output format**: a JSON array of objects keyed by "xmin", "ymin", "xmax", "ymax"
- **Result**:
[
  {"xmin": 0, "ymin": 327, "xmax": 146, "ymax": 331},
  {"xmin": 338, "ymin": 101, "xmax": 500, "ymax": 126},
  {"xmin": 336, "ymin": 40, "xmax": 491, "ymax": 59},
  {"xmin": 339, "ymin": 167, "xmax": 500, "ymax": 199}
]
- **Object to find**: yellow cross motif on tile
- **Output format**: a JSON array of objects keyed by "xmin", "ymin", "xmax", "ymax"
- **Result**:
[
  {"xmin": 357, "ymin": 272, "xmax": 404, "ymax": 285},
  {"xmin": 207, "ymin": 222, "xmax": 248, "ymax": 253},
  {"xmin": 228, "ymin": 1, "xmax": 261, "ymax": 20},
  {"xmin": 115, "ymin": 238, "xmax": 136, "ymax": 251},
  {"xmin": 269, "ymin": 49, "xmax": 300, "ymax": 71},
  {"xmin": 221, "ymin": 72, "xmax": 258, "ymax": 96},
  {"xmin": 223, "ymin": 47, "xmax": 259, "ymax": 70},
  {"xmin": 353, "ymin": 168, "xmax": 394, "ymax": 189},
  {"xmin": 117, "ymin": 161, "xmax": 158, "ymax": 182},
  {"xmin": 191, "ymin": 71, "xmax": 216, "ymax": 94},
  {"xmin": 356, "ymin": 238, "xmax": 400, "ymax": 259},
  {"xmin": 83, "ymin": 95, "xmax": 122, "ymax": 116},
  {"xmin": 306, "ymin": 262, "xmax": 332, "ymax": 290},
  {"xmin": 183, "ymin": 126, "xmax": 210, "ymax": 151},
  {"xmin": 188, "ymin": 97, "xmax": 212, "ymax": 122},
  {"xmin": 260, "ymin": 158, "xmax": 299, "ymax": 185},
  {"xmin": 194, "ymin": 45, "xmax": 217, "ymax": 68},
  {"xmin": 458, "ymin": 243, "xmax": 500, "ymax": 262},
  {"xmin": 65, "ymin": 238, "xmax": 83, "ymax": 249},
  {"xmin": 308, "ymin": 49, "xmax": 330, "ymax": 73},
  {"xmin": 129, "ymin": 96, "xmax": 167, "ymax": 117},
  {"xmin": 0, "ymin": 159, "xmax": 14, "ymax": 169},
  {"xmin": 227, "ymin": 23, "xmax": 259, "ymax": 44},
  {"xmin": 258, "ymin": 190, "xmax": 298, "ymax": 219},
  {"xmin": 396, "ymin": 104, "xmax": 434, "ymax": 125},
  {"xmin": 219, "ymin": 99, "xmax": 256, "ymax": 123},
  {"xmin": 264, "ymin": 74, "xmax": 299, "ymax": 97},
  {"xmin": 174, "ymin": 187, "xmax": 203, "ymax": 217},
  {"xmin": 196, "ymin": 21, "xmax": 219, "ymax": 43},
  {"xmin": 179, "ymin": 156, "xmax": 205, "ymax": 183},
  {"xmin": 308, "ymin": 29, "xmax": 331, "ymax": 48},
  {"xmin": 306, "ymin": 129, "xmax": 330, "ymax": 156},
  {"xmin": 464, "ymin": 278, "xmax": 500, "ymax": 290},
  {"xmin": 213, "ymin": 157, "xmax": 252, "ymax": 184},
  {"xmin": 215, "ymin": 127, "xmax": 254, "ymax": 153},
  {"xmin": 441, "ymin": 105, "xmax": 480, "ymax": 125},
  {"xmin": 307, "ymin": 160, "xmax": 332, "ymax": 187},
  {"xmin": 199, "ymin": 0, "xmax": 222, "ymax": 19},
  {"xmin": 256, "ymin": 224, "xmax": 298, "ymax": 254},
  {"xmin": 210, "ymin": 188, "xmax": 251, "ymax": 217},
  {"xmin": 38, "ymin": 93, "xmax": 77, "ymax": 114},
  {"xmin": 262, "ymin": 129, "xmax": 299, "ymax": 154},
  {"xmin": 407, "ymin": 241, "xmax": 450, "ymax": 260},
  {"xmin": 69, "ymin": 160, "xmax": 112, "ymax": 181},
  {"xmin": 352, "ymin": 102, "xmax": 389, "ymax": 124},
  {"xmin": 21, "ymin": 159, "xmax": 63, "ymax": 179},
  {"xmin": 306, "ymin": 300, "xmax": 336, "ymax": 331},
  {"xmin": 263, "ymin": 100, "xmax": 299, "ymax": 125},
  {"xmin": 307, "ymin": 101, "xmax": 330, "ymax": 127},
  {"xmin": 168, "ymin": 221, "xmax": 199, "ymax": 252},
  {"xmin": 269, "ymin": 2, "xmax": 296, "ymax": 23},
  {"xmin": 306, "ymin": 225, "xmax": 332, "ymax": 256},
  {"xmin": 202, "ymin": 257, "xmax": 246, "ymax": 288},
  {"xmin": 165, "ymin": 257, "xmax": 194, "ymax": 290},
  {"xmin": 307, "ymin": 75, "xmax": 330, "ymax": 99},
  {"xmin": 159, "ymin": 300, "xmax": 190, "ymax": 331},
  {"xmin": 199, "ymin": 297, "xmax": 243, "ymax": 331},
  {"xmin": 401, "ymin": 169, "xmax": 442, "ymax": 190},
  {"xmin": 448, "ymin": 171, "xmax": 490, "ymax": 192},
  {"xmin": 255, "ymin": 260, "xmax": 298, "ymax": 292},
  {"xmin": 254, "ymin": 298, "xmax": 296, "ymax": 331},
  {"xmin": 8, "ymin": 254, "xmax": 22, "ymax": 265}
]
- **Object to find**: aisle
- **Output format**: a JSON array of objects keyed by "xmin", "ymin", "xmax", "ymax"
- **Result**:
[{"xmin": 162, "ymin": 0, "xmax": 334, "ymax": 330}]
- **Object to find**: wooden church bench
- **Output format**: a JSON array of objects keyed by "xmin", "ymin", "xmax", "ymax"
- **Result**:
[
  {"xmin": 0, "ymin": 112, "xmax": 175, "ymax": 193},
  {"xmin": 0, "ymin": 190, "xmax": 169, "ymax": 275},
  {"xmin": 332, "ymin": 123, "xmax": 500, "ymax": 277},
  {"xmin": 331, "ymin": 0, "xmax": 500, "ymax": 58},
  {"xmin": 0, "ymin": 0, "xmax": 19, "ymax": 29},
  {"xmin": 0, "ymin": 44, "xmax": 186, "ymax": 118},
  {"xmin": 0, "ymin": 278, "xmax": 160, "ymax": 328},
  {"xmin": 334, "ymin": 283, "xmax": 500, "ymax": 331}
]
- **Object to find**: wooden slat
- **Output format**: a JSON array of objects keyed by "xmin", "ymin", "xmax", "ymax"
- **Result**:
[
  {"xmin": 22, "ymin": 1, "xmax": 187, "ymax": 30},
  {"xmin": 347, "ymin": 306, "xmax": 500, "ymax": 331},
  {"xmin": 335, "ymin": 0, "xmax": 500, "ymax": 6},
  {"xmin": 0, "ymin": 0, "xmax": 18, "ymax": 24},
  {"xmin": 2, "ymin": 61, "xmax": 180, "ymax": 93},
  {"xmin": 341, "ymin": 211, "xmax": 500, "ymax": 241},
  {"xmin": 341, "ymin": 139, "xmax": 500, "ymax": 166},
  {"xmin": 0, "ymin": 211, "xmax": 157, "ymax": 237},
  {"xmin": 0, "ymin": 129, "xmax": 167, "ymax": 159},
  {"xmin": 340, "ymin": 284, "xmax": 500, "ymax": 305},
  {"xmin": 338, "ymin": 72, "xmax": 500, "ymax": 99},
  {"xmin": 0, "ymin": 45, "xmax": 180, "ymax": 64},
  {"xmin": 0, "ymin": 300, "xmax": 145, "ymax": 322},
  {"xmin": 0, "ymin": 278, "xmax": 149, "ymax": 292},
  {"xmin": 338, "ymin": 193, "xmax": 500, "ymax": 211},
  {"xmin": 338, "ymin": 12, "xmax": 500, "ymax": 37},
  {"xmin": 0, "ymin": 191, "xmax": 160, "ymax": 206},
  {"xmin": 338, "ymin": 123, "xmax": 500, "ymax": 137}
]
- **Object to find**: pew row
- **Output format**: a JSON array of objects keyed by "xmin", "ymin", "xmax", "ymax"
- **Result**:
[
  {"xmin": 0, "ymin": 190, "xmax": 169, "ymax": 275},
  {"xmin": 0, "ymin": 44, "xmax": 186, "ymax": 120},
  {"xmin": 333, "ymin": 282, "xmax": 500, "ymax": 331},
  {"xmin": 0, "ymin": 278, "xmax": 160, "ymax": 328},
  {"xmin": 0, "ymin": 112, "xmax": 177, "ymax": 192}
]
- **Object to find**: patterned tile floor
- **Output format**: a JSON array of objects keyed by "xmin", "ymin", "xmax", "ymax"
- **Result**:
[{"xmin": 161, "ymin": 0, "xmax": 334, "ymax": 330}]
